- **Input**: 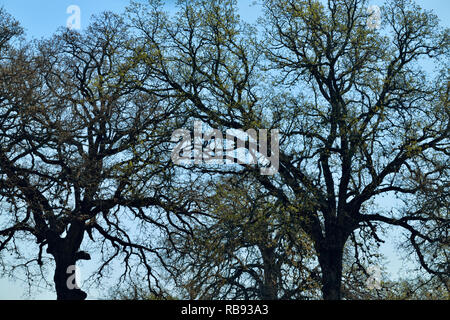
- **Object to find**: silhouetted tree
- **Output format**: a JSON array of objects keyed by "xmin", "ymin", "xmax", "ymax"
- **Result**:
[
  {"xmin": 0, "ymin": 10, "xmax": 196, "ymax": 300},
  {"xmin": 165, "ymin": 175, "xmax": 321, "ymax": 300},
  {"xmin": 128, "ymin": 0, "xmax": 449, "ymax": 299}
]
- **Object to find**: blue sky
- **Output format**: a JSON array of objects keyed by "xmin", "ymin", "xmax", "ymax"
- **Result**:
[
  {"xmin": 1, "ymin": 0, "xmax": 130, "ymax": 39},
  {"xmin": 0, "ymin": 0, "xmax": 448, "ymax": 300},
  {"xmin": 0, "ymin": 0, "xmax": 447, "ymax": 40}
]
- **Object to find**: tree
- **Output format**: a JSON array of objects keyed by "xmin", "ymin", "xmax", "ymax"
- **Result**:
[
  {"xmin": 128, "ymin": 0, "xmax": 449, "ymax": 299},
  {"xmin": 0, "ymin": 10, "xmax": 195, "ymax": 300},
  {"xmin": 165, "ymin": 175, "xmax": 321, "ymax": 300},
  {"xmin": 261, "ymin": 0, "xmax": 449, "ymax": 299},
  {"xmin": 384, "ymin": 275, "xmax": 449, "ymax": 300},
  {"xmin": 1, "ymin": 0, "xmax": 448, "ymax": 300}
]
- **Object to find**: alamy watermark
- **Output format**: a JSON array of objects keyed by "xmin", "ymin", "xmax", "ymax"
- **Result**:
[
  {"xmin": 367, "ymin": 5, "xmax": 381, "ymax": 30},
  {"xmin": 66, "ymin": 5, "xmax": 81, "ymax": 30},
  {"xmin": 365, "ymin": 265, "xmax": 382, "ymax": 290},
  {"xmin": 171, "ymin": 121, "xmax": 279, "ymax": 175},
  {"xmin": 66, "ymin": 265, "xmax": 82, "ymax": 290}
]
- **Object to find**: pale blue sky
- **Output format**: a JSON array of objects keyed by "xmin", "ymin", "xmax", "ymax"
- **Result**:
[{"xmin": 0, "ymin": 0, "xmax": 448, "ymax": 300}]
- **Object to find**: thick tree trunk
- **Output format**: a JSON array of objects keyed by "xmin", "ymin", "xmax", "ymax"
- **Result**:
[
  {"xmin": 47, "ymin": 221, "xmax": 89, "ymax": 300},
  {"xmin": 54, "ymin": 254, "xmax": 87, "ymax": 300},
  {"xmin": 318, "ymin": 241, "xmax": 344, "ymax": 300},
  {"xmin": 260, "ymin": 246, "xmax": 279, "ymax": 300}
]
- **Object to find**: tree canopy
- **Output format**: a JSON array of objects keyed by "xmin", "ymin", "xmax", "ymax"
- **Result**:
[{"xmin": 0, "ymin": 0, "xmax": 448, "ymax": 300}]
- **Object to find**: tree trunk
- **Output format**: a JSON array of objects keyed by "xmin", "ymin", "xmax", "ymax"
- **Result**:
[
  {"xmin": 318, "ymin": 240, "xmax": 344, "ymax": 300},
  {"xmin": 260, "ymin": 246, "xmax": 279, "ymax": 300},
  {"xmin": 53, "ymin": 254, "xmax": 87, "ymax": 300},
  {"xmin": 47, "ymin": 221, "xmax": 89, "ymax": 300}
]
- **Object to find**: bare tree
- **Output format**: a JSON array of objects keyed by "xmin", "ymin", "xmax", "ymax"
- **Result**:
[
  {"xmin": 165, "ymin": 175, "xmax": 321, "ymax": 300},
  {"xmin": 0, "ymin": 11, "xmax": 195, "ymax": 300},
  {"xmin": 128, "ymin": 0, "xmax": 449, "ymax": 299},
  {"xmin": 1, "ymin": 0, "xmax": 448, "ymax": 301}
]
